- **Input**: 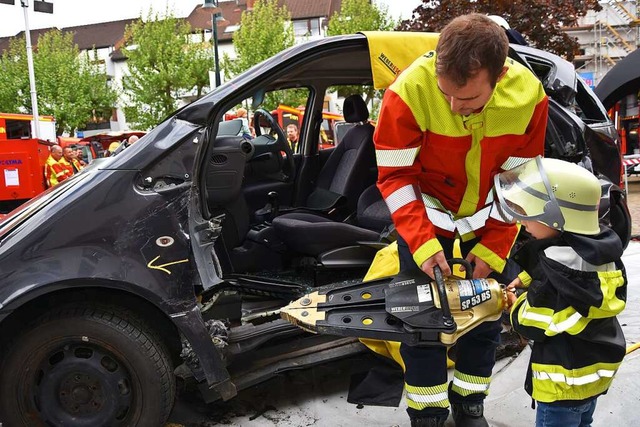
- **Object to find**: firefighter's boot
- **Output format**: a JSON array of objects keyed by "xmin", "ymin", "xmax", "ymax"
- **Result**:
[
  {"xmin": 451, "ymin": 402, "xmax": 489, "ymax": 427},
  {"xmin": 410, "ymin": 416, "xmax": 446, "ymax": 427}
]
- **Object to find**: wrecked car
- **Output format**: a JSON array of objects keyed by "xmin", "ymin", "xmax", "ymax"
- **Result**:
[{"xmin": 0, "ymin": 32, "xmax": 631, "ymax": 426}]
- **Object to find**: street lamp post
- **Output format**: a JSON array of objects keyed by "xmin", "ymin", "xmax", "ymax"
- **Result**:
[
  {"xmin": 21, "ymin": 0, "xmax": 40, "ymax": 138},
  {"xmin": 202, "ymin": 0, "xmax": 222, "ymax": 88},
  {"xmin": 1, "ymin": 1, "xmax": 54, "ymax": 138}
]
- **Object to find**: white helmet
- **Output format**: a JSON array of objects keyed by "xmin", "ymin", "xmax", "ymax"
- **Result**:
[
  {"xmin": 487, "ymin": 15, "xmax": 510, "ymax": 30},
  {"xmin": 494, "ymin": 157, "xmax": 601, "ymax": 235}
]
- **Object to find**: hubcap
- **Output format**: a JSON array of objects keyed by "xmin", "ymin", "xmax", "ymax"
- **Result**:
[
  {"xmin": 59, "ymin": 372, "xmax": 103, "ymax": 414},
  {"xmin": 34, "ymin": 343, "xmax": 133, "ymax": 425}
]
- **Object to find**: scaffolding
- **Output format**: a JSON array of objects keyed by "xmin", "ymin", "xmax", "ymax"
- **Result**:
[{"xmin": 569, "ymin": 1, "xmax": 639, "ymax": 83}]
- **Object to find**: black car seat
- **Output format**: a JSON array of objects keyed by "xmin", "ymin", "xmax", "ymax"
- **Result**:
[
  {"xmin": 301, "ymin": 94, "xmax": 377, "ymax": 214},
  {"xmin": 271, "ymin": 95, "xmax": 379, "ymax": 256},
  {"xmin": 271, "ymin": 211, "xmax": 381, "ymax": 256},
  {"xmin": 272, "ymin": 183, "xmax": 393, "ymax": 266},
  {"xmin": 356, "ymin": 184, "xmax": 392, "ymax": 232}
]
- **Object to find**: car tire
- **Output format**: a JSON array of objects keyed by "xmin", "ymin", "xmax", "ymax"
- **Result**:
[{"xmin": 0, "ymin": 304, "xmax": 175, "ymax": 427}]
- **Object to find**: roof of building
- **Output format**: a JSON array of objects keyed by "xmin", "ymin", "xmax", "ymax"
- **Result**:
[
  {"xmin": 63, "ymin": 19, "xmax": 139, "ymax": 51},
  {"xmin": 0, "ymin": 27, "xmax": 56, "ymax": 56},
  {"xmin": 283, "ymin": 0, "xmax": 339, "ymax": 20},
  {"xmin": 186, "ymin": 0, "xmax": 342, "ymax": 41},
  {"xmin": 187, "ymin": 2, "xmax": 248, "ymax": 42}
]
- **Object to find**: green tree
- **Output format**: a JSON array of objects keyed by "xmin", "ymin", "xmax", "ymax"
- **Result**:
[
  {"xmin": 221, "ymin": 0, "xmax": 299, "ymax": 109},
  {"xmin": 327, "ymin": 0, "xmax": 396, "ymax": 35},
  {"xmin": 81, "ymin": 49, "xmax": 119, "ymax": 127},
  {"xmin": 222, "ymin": 0, "xmax": 294, "ymax": 77},
  {"xmin": 327, "ymin": 0, "xmax": 397, "ymax": 117},
  {"xmin": 0, "ymin": 37, "xmax": 28, "ymax": 113},
  {"xmin": 184, "ymin": 41, "xmax": 214, "ymax": 100},
  {"xmin": 0, "ymin": 31, "xmax": 117, "ymax": 135},
  {"xmin": 399, "ymin": 0, "xmax": 601, "ymax": 60},
  {"xmin": 122, "ymin": 10, "xmax": 212, "ymax": 129}
]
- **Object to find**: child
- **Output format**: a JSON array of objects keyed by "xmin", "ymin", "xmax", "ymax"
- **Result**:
[
  {"xmin": 236, "ymin": 107, "xmax": 252, "ymax": 139},
  {"xmin": 495, "ymin": 156, "xmax": 627, "ymax": 427}
]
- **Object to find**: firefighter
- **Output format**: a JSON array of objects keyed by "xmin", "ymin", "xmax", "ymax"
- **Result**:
[
  {"xmin": 60, "ymin": 146, "xmax": 83, "ymax": 175},
  {"xmin": 44, "ymin": 145, "xmax": 71, "ymax": 188},
  {"xmin": 72, "ymin": 145, "xmax": 87, "ymax": 167},
  {"xmin": 286, "ymin": 123, "xmax": 299, "ymax": 152},
  {"xmin": 373, "ymin": 14, "xmax": 548, "ymax": 427},
  {"xmin": 498, "ymin": 157, "xmax": 627, "ymax": 427}
]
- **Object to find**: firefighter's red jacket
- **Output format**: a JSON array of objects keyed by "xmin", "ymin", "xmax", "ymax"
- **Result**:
[
  {"xmin": 44, "ymin": 156, "xmax": 72, "ymax": 188},
  {"xmin": 374, "ymin": 52, "xmax": 548, "ymax": 273},
  {"xmin": 59, "ymin": 157, "xmax": 83, "ymax": 176}
]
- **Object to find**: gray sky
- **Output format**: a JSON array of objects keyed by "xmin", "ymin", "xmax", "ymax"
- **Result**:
[
  {"xmin": 0, "ymin": 0, "xmax": 423, "ymax": 38},
  {"xmin": 375, "ymin": 0, "xmax": 421, "ymax": 22}
]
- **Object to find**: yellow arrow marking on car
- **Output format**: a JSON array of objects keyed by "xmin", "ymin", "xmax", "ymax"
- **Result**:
[{"xmin": 147, "ymin": 256, "xmax": 189, "ymax": 275}]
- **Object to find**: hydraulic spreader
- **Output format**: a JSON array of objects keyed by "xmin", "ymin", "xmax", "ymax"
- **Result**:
[{"xmin": 281, "ymin": 259, "xmax": 507, "ymax": 346}]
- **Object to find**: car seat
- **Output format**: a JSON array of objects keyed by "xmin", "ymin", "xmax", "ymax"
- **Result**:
[
  {"xmin": 272, "ymin": 183, "xmax": 393, "ymax": 269},
  {"xmin": 297, "ymin": 94, "xmax": 377, "ymax": 214}
]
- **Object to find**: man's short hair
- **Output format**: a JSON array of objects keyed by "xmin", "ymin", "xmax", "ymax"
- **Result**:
[
  {"xmin": 287, "ymin": 123, "xmax": 298, "ymax": 130},
  {"xmin": 436, "ymin": 13, "xmax": 509, "ymax": 88}
]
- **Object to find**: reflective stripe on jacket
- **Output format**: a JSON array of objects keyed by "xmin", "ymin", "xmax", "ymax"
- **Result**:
[{"xmin": 374, "ymin": 52, "xmax": 548, "ymax": 271}]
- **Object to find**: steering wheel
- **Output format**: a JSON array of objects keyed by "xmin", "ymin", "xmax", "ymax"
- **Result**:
[{"xmin": 252, "ymin": 108, "xmax": 295, "ymax": 182}]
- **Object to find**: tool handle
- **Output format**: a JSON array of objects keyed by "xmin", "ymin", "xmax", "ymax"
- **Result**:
[
  {"xmin": 433, "ymin": 265, "xmax": 455, "ymax": 327},
  {"xmin": 447, "ymin": 258, "xmax": 474, "ymax": 279}
]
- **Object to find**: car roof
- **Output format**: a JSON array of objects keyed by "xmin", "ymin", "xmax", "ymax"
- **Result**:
[{"xmin": 176, "ymin": 32, "xmax": 580, "ymax": 126}]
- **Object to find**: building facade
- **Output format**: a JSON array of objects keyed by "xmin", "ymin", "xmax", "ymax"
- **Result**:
[{"xmin": 0, "ymin": 0, "xmax": 344, "ymax": 134}]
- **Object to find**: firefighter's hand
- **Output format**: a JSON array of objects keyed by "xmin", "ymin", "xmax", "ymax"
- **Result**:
[
  {"xmin": 463, "ymin": 253, "xmax": 492, "ymax": 279},
  {"xmin": 507, "ymin": 277, "xmax": 524, "ymax": 291},
  {"xmin": 421, "ymin": 251, "xmax": 451, "ymax": 280},
  {"xmin": 505, "ymin": 287, "xmax": 518, "ymax": 310}
]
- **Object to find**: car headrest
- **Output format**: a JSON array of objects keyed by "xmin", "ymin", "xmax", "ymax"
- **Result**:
[{"xmin": 344, "ymin": 95, "xmax": 369, "ymax": 123}]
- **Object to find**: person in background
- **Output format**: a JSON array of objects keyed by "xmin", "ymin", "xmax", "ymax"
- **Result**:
[
  {"xmin": 72, "ymin": 145, "xmax": 87, "ymax": 167},
  {"xmin": 286, "ymin": 123, "xmax": 299, "ymax": 152},
  {"xmin": 60, "ymin": 146, "xmax": 83, "ymax": 175},
  {"xmin": 373, "ymin": 13, "xmax": 548, "ymax": 427},
  {"xmin": 107, "ymin": 141, "xmax": 121, "ymax": 156},
  {"xmin": 499, "ymin": 157, "xmax": 626, "ymax": 427},
  {"xmin": 236, "ymin": 107, "xmax": 252, "ymax": 139},
  {"xmin": 44, "ymin": 145, "xmax": 71, "ymax": 188}
]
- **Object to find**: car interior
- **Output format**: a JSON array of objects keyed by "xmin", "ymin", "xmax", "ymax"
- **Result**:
[
  {"xmin": 197, "ymin": 39, "xmax": 630, "ymax": 288},
  {"xmin": 194, "ymin": 43, "xmax": 399, "ymax": 284}
]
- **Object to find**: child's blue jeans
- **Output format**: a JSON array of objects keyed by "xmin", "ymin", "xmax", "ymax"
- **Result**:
[{"xmin": 535, "ymin": 398, "xmax": 597, "ymax": 427}]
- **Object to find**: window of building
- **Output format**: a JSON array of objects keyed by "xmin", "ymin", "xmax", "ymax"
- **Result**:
[
  {"xmin": 293, "ymin": 20, "xmax": 310, "ymax": 37},
  {"xmin": 292, "ymin": 19, "xmax": 322, "ymax": 38}
]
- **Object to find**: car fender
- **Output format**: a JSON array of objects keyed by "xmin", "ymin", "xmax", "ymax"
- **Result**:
[{"xmin": 0, "ymin": 254, "xmax": 234, "ymax": 393}]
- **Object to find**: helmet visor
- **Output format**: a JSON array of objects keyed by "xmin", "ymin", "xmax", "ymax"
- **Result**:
[{"xmin": 494, "ymin": 156, "xmax": 565, "ymax": 229}]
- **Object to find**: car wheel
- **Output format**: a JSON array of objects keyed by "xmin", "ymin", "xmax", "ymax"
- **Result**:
[{"xmin": 0, "ymin": 304, "xmax": 175, "ymax": 427}]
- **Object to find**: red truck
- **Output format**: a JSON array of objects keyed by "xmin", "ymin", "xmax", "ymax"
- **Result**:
[{"xmin": 0, "ymin": 113, "xmax": 57, "ymax": 213}]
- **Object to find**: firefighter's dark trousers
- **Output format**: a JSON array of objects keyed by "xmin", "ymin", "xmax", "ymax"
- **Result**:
[{"xmin": 397, "ymin": 235, "xmax": 502, "ymax": 419}]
